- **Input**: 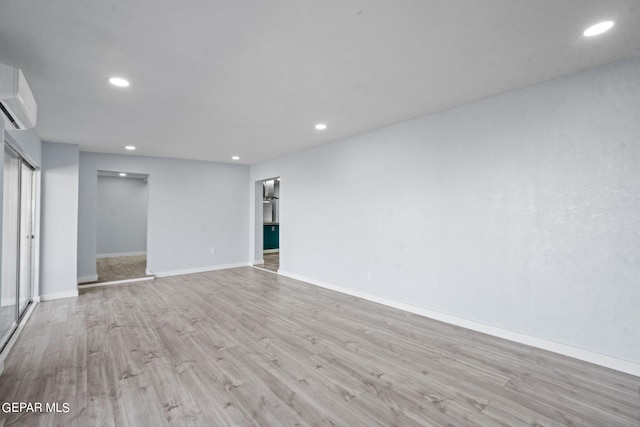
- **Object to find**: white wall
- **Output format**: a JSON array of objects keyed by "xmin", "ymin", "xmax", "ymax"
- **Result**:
[
  {"xmin": 97, "ymin": 175, "xmax": 147, "ymax": 256},
  {"xmin": 250, "ymin": 58, "xmax": 640, "ymax": 366},
  {"xmin": 78, "ymin": 153, "xmax": 249, "ymax": 279},
  {"xmin": 40, "ymin": 141, "xmax": 79, "ymax": 299}
]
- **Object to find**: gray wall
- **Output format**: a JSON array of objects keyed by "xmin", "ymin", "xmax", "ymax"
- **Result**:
[
  {"xmin": 97, "ymin": 176, "xmax": 147, "ymax": 256},
  {"xmin": 250, "ymin": 58, "xmax": 640, "ymax": 364},
  {"xmin": 78, "ymin": 153, "xmax": 249, "ymax": 278},
  {"xmin": 40, "ymin": 141, "xmax": 79, "ymax": 298}
]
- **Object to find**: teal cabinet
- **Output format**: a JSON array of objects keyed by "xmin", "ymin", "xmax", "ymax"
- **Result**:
[{"xmin": 263, "ymin": 224, "xmax": 279, "ymax": 250}]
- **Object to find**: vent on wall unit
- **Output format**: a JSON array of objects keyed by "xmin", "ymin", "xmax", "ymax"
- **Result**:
[{"xmin": 0, "ymin": 63, "xmax": 37, "ymax": 130}]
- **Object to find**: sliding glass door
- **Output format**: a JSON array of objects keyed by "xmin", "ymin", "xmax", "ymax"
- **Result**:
[
  {"xmin": 1, "ymin": 142, "xmax": 36, "ymax": 352},
  {"xmin": 0, "ymin": 144, "xmax": 20, "ymax": 349}
]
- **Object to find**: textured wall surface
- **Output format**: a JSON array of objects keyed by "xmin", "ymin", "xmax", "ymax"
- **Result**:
[
  {"xmin": 40, "ymin": 141, "xmax": 79, "ymax": 297},
  {"xmin": 250, "ymin": 58, "xmax": 640, "ymax": 363},
  {"xmin": 78, "ymin": 153, "xmax": 249, "ymax": 278}
]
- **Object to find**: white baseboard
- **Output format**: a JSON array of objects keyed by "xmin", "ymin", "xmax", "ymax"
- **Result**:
[
  {"xmin": 154, "ymin": 262, "xmax": 250, "ymax": 278},
  {"xmin": 254, "ymin": 258, "xmax": 265, "ymax": 265},
  {"xmin": 278, "ymin": 270, "xmax": 640, "ymax": 378},
  {"xmin": 78, "ymin": 276, "xmax": 153, "ymax": 289},
  {"xmin": 263, "ymin": 249, "xmax": 279, "ymax": 254},
  {"xmin": 252, "ymin": 265, "xmax": 278, "ymax": 274},
  {"xmin": 77, "ymin": 275, "xmax": 98, "ymax": 284},
  {"xmin": 40, "ymin": 290, "xmax": 79, "ymax": 301},
  {"xmin": 97, "ymin": 251, "xmax": 146, "ymax": 258}
]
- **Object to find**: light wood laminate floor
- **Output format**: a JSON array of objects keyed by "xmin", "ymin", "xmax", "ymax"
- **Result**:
[
  {"xmin": 91, "ymin": 255, "xmax": 152, "ymax": 283},
  {"xmin": 0, "ymin": 267, "xmax": 638, "ymax": 426},
  {"xmin": 261, "ymin": 252, "xmax": 279, "ymax": 272}
]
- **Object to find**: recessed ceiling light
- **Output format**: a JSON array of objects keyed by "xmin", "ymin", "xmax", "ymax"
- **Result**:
[
  {"xmin": 232, "ymin": 156, "xmax": 240, "ymax": 160},
  {"xmin": 108, "ymin": 77, "xmax": 130, "ymax": 87},
  {"xmin": 315, "ymin": 123, "xmax": 327, "ymax": 130},
  {"xmin": 583, "ymin": 21, "xmax": 615, "ymax": 37},
  {"xmin": 125, "ymin": 145, "xmax": 136, "ymax": 150},
  {"xmin": 119, "ymin": 173, "xmax": 127, "ymax": 177}
]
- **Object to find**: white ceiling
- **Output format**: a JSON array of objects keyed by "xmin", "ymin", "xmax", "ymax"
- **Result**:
[{"xmin": 1, "ymin": 1, "xmax": 639, "ymax": 164}]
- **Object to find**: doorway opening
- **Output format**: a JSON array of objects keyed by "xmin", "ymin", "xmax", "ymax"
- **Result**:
[
  {"xmin": 91, "ymin": 170, "xmax": 151, "ymax": 284},
  {"xmin": 1, "ymin": 142, "xmax": 36, "ymax": 352},
  {"xmin": 254, "ymin": 177, "xmax": 280, "ymax": 273}
]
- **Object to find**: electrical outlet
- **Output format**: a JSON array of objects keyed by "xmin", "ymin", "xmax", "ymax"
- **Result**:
[
  {"xmin": 210, "ymin": 247, "xmax": 216, "ymax": 255},
  {"xmin": 367, "ymin": 272, "xmax": 373, "ymax": 281}
]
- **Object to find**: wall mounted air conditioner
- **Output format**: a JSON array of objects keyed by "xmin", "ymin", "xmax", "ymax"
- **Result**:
[{"xmin": 0, "ymin": 63, "xmax": 37, "ymax": 130}]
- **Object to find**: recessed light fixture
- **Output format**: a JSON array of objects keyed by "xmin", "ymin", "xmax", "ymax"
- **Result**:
[
  {"xmin": 119, "ymin": 173, "xmax": 127, "ymax": 177},
  {"xmin": 232, "ymin": 156, "xmax": 240, "ymax": 160},
  {"xmin": 315, "ymin": 123, "xmax": 327, "ymax": 130},
  {"xmin": 125, "ymin": 145, "xmax": 136, "ymax": 150},
  {"xmin": 108, "ymin": 77, "xmax": 130, "ymax": 87},
  {"xmin": 583, "ymin": 21, "xmax": 615, "ymax": 37}
]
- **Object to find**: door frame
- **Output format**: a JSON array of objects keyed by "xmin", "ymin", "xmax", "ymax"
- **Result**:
[
  {"xmin": 17, "ymin": 157, "xmax": 35, "ymax": 321},
  {"xmin": 253, "ymin": 176, "xmax": 280, "ymax": 268},
  {"xmin": 93, "ymin": 170, "xmax": 150, "ymax": 283}
]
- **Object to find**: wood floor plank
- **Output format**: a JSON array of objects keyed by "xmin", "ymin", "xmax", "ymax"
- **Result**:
[
  {"xmin": 94, "ymin": 255, "xmax": 150, "ymax": 283},
  {"xmin": 1, "ymin": 266, "xmax": 638, "ymax": 426},
  {"xmin": 255, "ymin": 252, "xmax": 279, "ymax": 273}
]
